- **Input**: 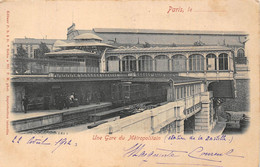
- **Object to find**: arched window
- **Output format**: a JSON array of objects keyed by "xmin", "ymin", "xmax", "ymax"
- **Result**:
[
  {"xmin": 237, "ymin": 49, "xmax": 245, "ymax": 57},
  {"xmin": 206, "ymin": 54, "xmax": 217, "ymax": 71},
  {"xmin": 155, "ymin": 55, "xmax": 169, "ymax": 71},
  {"xmin": 122, "ymin": 56, "xmax": 136, "ymax": 71},
  {"xmin": 219, "ymin": 53, "xmax": 228, "ymax": 70},
  {"xmin": 172, "ymin": 55, "xmax": 186, "ymax": 72},
  {"xmin": 106, "ymin": 56, "xmax": 120, "ymax": 72},
  {"xmin": 189, "ymin": 54, "xmax": 204, "ymax": 71},
  {"xmin": 138, "ymin": 55, "xmax": 153, "ymax": 71}
]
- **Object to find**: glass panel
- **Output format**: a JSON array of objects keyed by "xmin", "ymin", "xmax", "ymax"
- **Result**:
[{"xmin": 172, "ymin": 55, "xmax": 186, "ymax": 71}]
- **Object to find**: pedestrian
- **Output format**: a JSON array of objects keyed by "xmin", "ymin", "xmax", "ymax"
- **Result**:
[
  {"xmin": 64, "ymin": 93, "xmax": 70, "ymax": 109},
  {"xmin": 22, "ymin": 95, "xmax": 29, "ymax": 113}
]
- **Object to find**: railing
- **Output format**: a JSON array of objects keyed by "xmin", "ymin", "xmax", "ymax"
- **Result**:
[
  {"xmin": 183, "ymin": 103, "xmax": 202, "ymax": 116},
  {"xmin": 87, "ymin": 92, "xmax": 205, "ymax": 134},
  {"xmin": 48, "ymin": 72, "xmax": 129, "ymax": 78},
  {"xmin": 235, "ymin": 57, "xmax": 248, "ymax": 64},
  {"xmin": 134, "ymin": 71, "xmax": 179, "ymax": 78},
  {"xmin": 47, "ymin": 71, "xmax": 179, "ymax": 79},
  {"xmin": 183, "ymin": 93, "xmax": 202, "ymax": 117}
]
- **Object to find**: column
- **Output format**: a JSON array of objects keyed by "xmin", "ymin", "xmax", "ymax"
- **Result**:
[
  {"xmin": 203, "ymin": 53, "xmax": 207, "ymax": 71},
  {"xmin": 136, "ymin": 59, "xmax": 139, "ymax": 71},
  {"xmin": 120, "ymin": 58, "xmax": 123, "ymax": 72},
  {"xmin": 228, "ymin": 52, "xmax": 231, "ymax": 71},
  {"xmin": 169, "ymin": 57, "xmax": 173, "ymax": 71},
  {"xmin": 229, "ymin": 52, "xmax": 233, "ymax": 71},
  {"xmin": 194, "ymin": 92, "xmax": 213, "ymax": 133},
  {"xmin": 153, "ymin": 59, "xmax": 156, "ymax": 71},
  {"xmin": 176, "ymin": 120, "xmax": 184, "ymax": 134},
  {"xmin": 167, "ymin": 80, "xmax": 175, "ymax": 102},
  {"xmin": 216, "ymin": 53, "xmax": 219, "ymax": 72},
  {"xmin": 186, "ymin": 53, "xmax": 189, "ymax": 71}
]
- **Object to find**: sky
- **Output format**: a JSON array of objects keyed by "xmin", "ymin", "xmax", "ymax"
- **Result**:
[{"xmin": 0, "ymin": 0, "xmax": 258, "ymax": 41}]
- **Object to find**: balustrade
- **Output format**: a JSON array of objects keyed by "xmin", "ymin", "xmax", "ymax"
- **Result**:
[{"xmin": 47, "ymin": 71, "xmax": 179, "ymax": 79}]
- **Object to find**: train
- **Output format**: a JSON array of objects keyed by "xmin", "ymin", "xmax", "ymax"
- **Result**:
[{"xmin": 111, "ymin": 82, "xmax": 167, "ymax": 106}]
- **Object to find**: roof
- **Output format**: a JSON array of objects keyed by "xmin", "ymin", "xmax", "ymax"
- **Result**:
[
  {"xmin": 74, "ymin": 33, "xmax": 103, "ymax": 41},
  {"xmin": 107, "ymin": 46, "xmax": 232, "ymax": 54},
  {"xmin": 93, "ymin": 28, "xmax": 248, "ymax": 36},
  {"xmin": 46, "ymin": 49, "xmax": 97, "ymax": 56},
  {"xmin": 59, "ymin": 41, "xmax": 117, "ymax": 48},
  {"xmin": 53, "ymin": 40, "xmax": 68, "ymax": 47},
  {"xmin": 13, "ymin": 38, "xmax": 62, "ymax": 45},
  {"xmin": 71, "ymin": 29, "xmax": 247, "ymax": 47}
]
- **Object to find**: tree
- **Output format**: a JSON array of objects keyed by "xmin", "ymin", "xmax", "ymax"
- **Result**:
[
  {"xmin": 12, "ymin": 45, "xmax": 28, "ymax": 74},
  {"xmin": 35, "ymin": 42, "xmax": 50, "ymax": 59},
  {"xmin": 15, "ymin": 45, "xmax": 27, "ymax": 58}
]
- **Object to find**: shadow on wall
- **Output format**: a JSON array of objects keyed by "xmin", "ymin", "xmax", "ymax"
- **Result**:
[{"xmin": 223, "ymin": 79, "xmax": 249, "ymax": 112}]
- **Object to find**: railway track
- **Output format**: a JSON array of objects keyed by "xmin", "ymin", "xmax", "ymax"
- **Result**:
[{"xmin": 21, "ymin": 101, "xmax": 164, "ymax": 134}]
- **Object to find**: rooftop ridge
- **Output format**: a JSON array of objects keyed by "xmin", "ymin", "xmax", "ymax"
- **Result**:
[{"xmin": 93, "ymin": 28, "xmax": 248, "ymax": 36}]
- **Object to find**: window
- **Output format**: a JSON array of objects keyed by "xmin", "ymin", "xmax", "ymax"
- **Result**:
[
  {"xmin": 138, "ymin": 55, "xmax": 153, "ymax": 71},
  {"xmin": 189, "ymin": 54, "xmax": 204, "ymax": 71},
  {"xmin": 187, "ymin": 86, "xmax": 190, "ymax": 97},
  {"xmin": 206, "ymin": 54, "xmax": 217, "ymax": 70},
  {"xmin": 190, "ymin": 85, "xmax": 194, "ymax": 95},
  {"xmin": 176, "ymin": 87, "xmax": 180, "ymax": 99},
  {"xmin": 122, "ymin": 56, "xmax": 136, "ymax": 71},
  {"xmin": 237, "ymin": 49, "xmax": 245, "ymax": 57},
  {"xmin": 172, "ymin": 55, "xmax": 186, "ymax": 72},
  {"xmin": 181, "ymin": 87, "xmax": 184, "ymax": 98},
  {"xmin": 107, "ymin": 56, "xmax": 120, "ymax": 72},
  {"xmin": 179, "ymin": 87, "xmax": 182, "ymax": 99},
  {"xmin": 219, "ymin": 53, "xmax": 228, "ymax": 70},
  {"xmin": 155, "ymin": 55, "xmax": 169, "ymax": 71}
]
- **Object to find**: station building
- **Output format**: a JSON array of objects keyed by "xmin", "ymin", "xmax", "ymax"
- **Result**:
[{"xmin": 11, "ymin": 23, "xmax": 249, "ymax": 133}]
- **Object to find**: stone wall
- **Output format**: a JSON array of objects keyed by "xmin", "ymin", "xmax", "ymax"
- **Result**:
[{"xmin": 223, "ymin": 79, "xmax": 249, "ymax": 112}]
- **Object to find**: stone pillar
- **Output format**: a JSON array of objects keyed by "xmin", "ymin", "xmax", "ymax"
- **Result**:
[
  {"xmin": 229, "ymin": 52, "xmax": 233, "ymax": 72},
  {"xmin": 169, "ymin": 58, "xmax": 173, "ymax": 71},
  {"xmin": 136, "ymin": 59, "xmax": 139, "ymax": 71},
  {"xmin": 216, "ymin": 54, "xmax": 219, "ymax": 71},
  {"xmin": 99, "ymin": 49, "xmax": 107, "ymax": 72},
  {"xmin": 153, "ymin": 59, "xmax": 156, "ymax": 71},
  {"xmin": 203, "ymin": 53, "xmax": 207, "ymax": 71},
  {"xmin": 12, "ymin": 85, "xmax": 25, "ymax": 112},
  {"xmin": 120, "ymin": 59, "xmax": 123, "ymax": 72},
  {"xmin": 228, "ymin": 52, "xmax": 231, "ymax": 71},
  {"xmin": 167, "ymin": 80, "xmax": 175, "ymax": 102},
  {"xmin": 186, "ymin": 55, "xmax": 189, "ymax": 71},
  {"xmin": 176, "ymin": 120, "xmax": 184, "ymax": 134},
  {"xmin": 194, "ymin": 92, "xmax": 214, "ymax": 133}
]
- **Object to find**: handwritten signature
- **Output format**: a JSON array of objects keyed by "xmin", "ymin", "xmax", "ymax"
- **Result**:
[
  {"xmin": 124, "ymin": 143, "xmax": 244, "ymax": 166},
  {"xmin": 12, "ymin": 135, "xmax": 77, "ymax": 153}
]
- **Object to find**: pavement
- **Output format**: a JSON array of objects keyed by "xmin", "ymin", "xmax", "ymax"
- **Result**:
[
  {"xmin": 12, "ymin": 102, "xmax": 112, "ymax": 121},
  {"xmin": 211, "ymin": 122, "xmax": 226, "ymax": 134}
]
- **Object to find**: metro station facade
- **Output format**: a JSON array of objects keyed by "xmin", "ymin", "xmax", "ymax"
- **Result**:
[{"xmin": 11, "ymin": 24, "xmax": 249, "ymax": 133}]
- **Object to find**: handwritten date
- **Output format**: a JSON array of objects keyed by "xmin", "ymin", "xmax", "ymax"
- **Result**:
[{"xmin": 12, "ymin": 135, "xmax": 77, "ymax": 153}]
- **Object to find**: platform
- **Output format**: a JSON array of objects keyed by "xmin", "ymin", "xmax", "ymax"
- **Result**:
[
  {"xmin": 12, "ymin": 102, "xmax": 112, "ymax": 132},
  {"xmin": 211, "ymin": 122, "xmax": 226, "ymax": 134}
]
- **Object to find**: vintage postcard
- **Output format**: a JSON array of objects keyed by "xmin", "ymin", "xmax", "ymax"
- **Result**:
[{"xmin": 0, "ymin": 0, "xmax": 259, "ymax": 167}]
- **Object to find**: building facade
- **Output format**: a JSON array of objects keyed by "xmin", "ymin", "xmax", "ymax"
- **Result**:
[
  {"xmin": 12, "ymin": 38, "xmax": 59, "ymax": 58},
  {"xmin": 11, "ymin": 24, "xmax": 250, "ymax": 133}
]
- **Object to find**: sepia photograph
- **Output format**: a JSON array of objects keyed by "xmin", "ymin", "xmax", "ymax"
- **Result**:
[
  {"xmin": 0, "ymin": 0, "xmax": 259, "ymax": 167},
  {"xmin": 11, "ymin": 23, "xmax": 250, "ymax": 135}
]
